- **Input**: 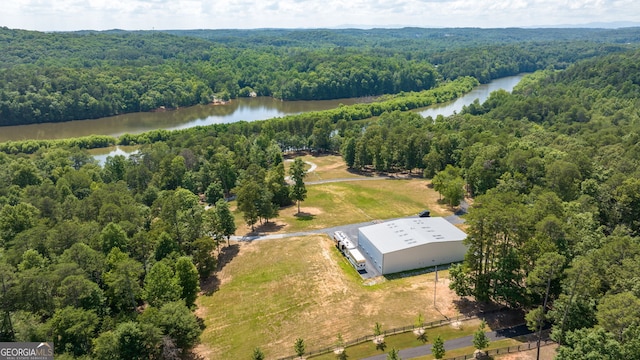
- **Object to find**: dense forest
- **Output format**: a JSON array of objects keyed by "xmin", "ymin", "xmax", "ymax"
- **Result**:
[
  {"xmin": 2, "ymin": 27, "xmax": 640, "ymax": 359},
  {"xmin": 1, "ymin": 27, "xmax": 639, "ymax": 126}
]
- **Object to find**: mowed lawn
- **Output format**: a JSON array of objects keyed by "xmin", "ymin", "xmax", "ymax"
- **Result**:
[
  {"xmin": 295, "ymin": 154, "xmax": 363, "ymax": 182},
  {"xmin": 199, "ymin": 154, "xmax": 465, "ymax": 359},
  {"xmin": 233, "ymin": 178, "xmax": 452, "ymax": 235},
  {"xmin": 233, "ymin": 154, "xmax": 454, "ymax": 235},
  {"xmin": 195, "ymin": 236, "xmax": 463, "ymax": 359}
]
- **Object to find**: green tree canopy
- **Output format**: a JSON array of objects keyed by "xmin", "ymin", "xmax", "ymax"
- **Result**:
[
  {"xmin": 289, "ymin": 158, "xmax": 307, "ymax": 214},
  {"xmin": 143, "ymin": 261, "xmax": 181, "ymax": 308}
]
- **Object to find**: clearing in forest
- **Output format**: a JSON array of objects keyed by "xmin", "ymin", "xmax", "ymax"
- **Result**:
[{"xmin": 196, "ymin": 235, "xmax": 465, "ymax": 359}]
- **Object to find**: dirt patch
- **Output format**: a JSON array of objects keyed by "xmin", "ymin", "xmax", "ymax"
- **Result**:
[
  {"xmin": 235, "ymin": 207, "xmax": 327, "ymax": 235},
  {"xmin": 495, "ymin": 343, "xmax": 558, "ymax": 360},
  {"xmin": 364, "ymin": 277, "xmax": 386, "ymax": 286},
  {"xmin": 299, "ymin": 206, "xmax": 323, "ymax": 214},
  {"xmin": 236, "ymin": 219, "xmax": 289, "ymax": 236},
  {"xmin": 196, "ymin": 235, "xmax": 469, "ymax": 359}
]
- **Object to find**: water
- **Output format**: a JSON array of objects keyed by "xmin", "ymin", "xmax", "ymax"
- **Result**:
[
  {"xmin": 0, "ymin": 75, "xmax": 525, "ymax": 143},
  {"xmin": 0, "ymin": 97, "xmax": 370, "ymax": 142},
  {"xmin": 417, "ymin": 74, "xmax": 525, "ymax": 118},
  {"xmin": 89, "ymin": 145, "xmax": 140, "ymax": 165}
]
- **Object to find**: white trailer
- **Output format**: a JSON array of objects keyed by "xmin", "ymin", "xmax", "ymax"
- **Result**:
[
  {"xmin": 333, "ymin": 231, "xmax": 356, "ymax": 252},
  {"xmin": 346, "ymin": 248, "xmax": 366, "ymax": 271}
]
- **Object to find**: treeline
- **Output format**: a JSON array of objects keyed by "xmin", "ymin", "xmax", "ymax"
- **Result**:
[
  {"xmin": 166, "ymin": 27, "xmax": 640, "ymax": 51},
  {"xmin": 432, "ymin": 50, "xmax": 640, "ymax": 358},
  {"xmin": 430, "ymin": 41, "xmax": 629, "ymax": 83},
  {"xmin": 0, "ymin": 77, "xmax": 478, "ymax": 155},
  {"xmin": 326, "ymin": 48, "xmax": 640, "ymax": 357},
  {"xmin": 2, "ymin": 44, "xmax": 640, "ymax": 359},
  {"xmin": 0, "ymin": 137, "xmax": 250, "ymax": 358},
  {"xmin": 1, "ymin": 26, "xmax": 638, "ymax": 126}
]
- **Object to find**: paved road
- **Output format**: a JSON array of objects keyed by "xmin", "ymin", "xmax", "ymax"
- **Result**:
[
  {"xmin": 361, "ymin": 324, "xmax": 531, "ymax": 360},
  {"xmin": 230, "ymin": 159, "xmax": 467, "ymax": 279}
]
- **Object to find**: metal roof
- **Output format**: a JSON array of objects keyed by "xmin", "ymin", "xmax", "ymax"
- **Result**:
[{"xmin": 359, "ymin": 217, "xmax": 467, "ymax": 254}]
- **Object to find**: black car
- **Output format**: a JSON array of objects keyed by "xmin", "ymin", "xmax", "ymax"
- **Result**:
[{"xmin": 418, "ymin": 210, "xmax": 430, "ymax": 218}]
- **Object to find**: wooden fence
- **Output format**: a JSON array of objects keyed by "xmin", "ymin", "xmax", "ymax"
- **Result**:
[
  {"xmin": 444, "ymin": 339, "xmax": 556, "ymax": 360},
  {"xmin": 277, "ymin": 308, "xmax": 510, "ymax": 360}
]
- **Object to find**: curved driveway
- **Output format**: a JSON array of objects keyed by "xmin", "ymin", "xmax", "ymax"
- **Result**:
[{"xmin": 231, "ymin": 159, "xmax": 467, "ymax": 242}]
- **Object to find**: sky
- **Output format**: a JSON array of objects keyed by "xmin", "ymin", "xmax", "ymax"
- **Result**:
[{"xmin": 1, "ymin": 0, "xmax": 639, "ymax": 32}]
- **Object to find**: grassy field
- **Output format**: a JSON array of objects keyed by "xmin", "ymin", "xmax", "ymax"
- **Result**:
[
  {"xmin": 196, "ymin": 154, "xmax": 473, "ymax": 359},
  {"xmin": 411, "ymin": 339, "xmax": 520, "ymax": 360},
  {"xmin": 233, "ymin": 154, "xmax": 454, "ymax": 235},
  {"xmin": 293, "ymin": 154, "xmax": 363, "ymax": 182},
  {"xmin": 310, "ymin": 320, "xmax": 483, "ymax": 360},
  {"xmin": 195, "ymin": 236, "xmax": 465, "ymax": 359}
]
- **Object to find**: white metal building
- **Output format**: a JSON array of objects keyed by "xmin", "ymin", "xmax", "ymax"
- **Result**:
[{"xmin": 358, "ymin": 217, "xmax": 467, "ymax": 275}]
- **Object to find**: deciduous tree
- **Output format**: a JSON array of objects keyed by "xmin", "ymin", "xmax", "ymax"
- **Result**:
[
  {"xmin": 158, "ymin": 301, "xmax": 202, "ymax": 350},
  {"xmin": 144, "ymin": 261, "xmax": 181, "ymax": 308},
  {"xmin": 191, "ymin": 237, "xmax": 216, "ymax": 279},
  {"xmin": 289, "ymin": 158, "xmax": 307, "ymax": 214},
  {"xmin": 473, "ymin": 320, "xmax": 490, "ymax": 351},
  {"xmin": 174, "ymin": 256, "xmax": 200, "ymax": 308},
  {"xmin": 236, "ymin": 179, "xmax": 261, "ymax": 231},
  {"xmin": 48, "ymin": 306, "xmax": 99, "ymax": 356}
]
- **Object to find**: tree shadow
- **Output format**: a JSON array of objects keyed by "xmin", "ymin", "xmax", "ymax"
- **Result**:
[
  {"xmin": 199, "ymin": 244, "xmax": 241, "ymax": 296},
  {"xmin": 453, "ymin": 298, "xmax": 525, "ymax": 330},
  {"xmin": 375, "ymin": 341, "xmax": 387, "ymax": 352},
  {"xmin": 346, "ymin": 167, "xmax": 376, "ymax": 177},
  {"xmin": 252, "ymin": 221, "xmax": 286, "ymax": 233},
  {"xmin": 294, "ymin": 212, "xmax": 316, "ymax": 221},
  {"xmin": 217, "ymin": 243, "xmax": 240, "ymax": 271},
  {"xmin": 482, "ymin": 308, "xmax": 525, "ymax": 330},
  {"xmin": 453, "ymin": 298, "xmax": 503, "ymax": 317},
  {"xmin": 454, "ymin": 207, "xmax": 466, "ymax": 216},
  {"xmin": 200, "ymin": 275, "xmax": 220, "ymax": 296}
]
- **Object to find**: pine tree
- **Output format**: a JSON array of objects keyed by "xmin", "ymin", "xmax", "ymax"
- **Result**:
[{"xmin": 432, "ymin": 335, "xmax": 445, "ymax": 359}]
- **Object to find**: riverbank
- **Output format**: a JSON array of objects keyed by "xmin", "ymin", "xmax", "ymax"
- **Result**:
[
  {"xmin": 0, "ymin": 75, "xmax": 525, "ymax": 143},
  {"xmin": 0, "ymin": 77, "xmax": 481, "ymax": 155}
]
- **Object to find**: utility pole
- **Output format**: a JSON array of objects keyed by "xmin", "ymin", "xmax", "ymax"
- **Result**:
[{"xmin": 433, "ymin": 265, "xmax": 438, "ymax": 309}]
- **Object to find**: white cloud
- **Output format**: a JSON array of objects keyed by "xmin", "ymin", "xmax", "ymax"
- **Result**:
[{"xmin": 0, "ymin": 0, "xmax": 638, "ymax": 30}]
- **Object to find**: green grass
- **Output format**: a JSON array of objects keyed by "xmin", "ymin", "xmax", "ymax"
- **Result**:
[
  {"xmin": 198, "ymin": 238, "xmax": 320, "ymax": 357},
  {"xmin": 197, "ymin": 236, "xmax": 462, "ymax": 359},
  {"xmin": 198, "ymin": 155, "xmax": 469, "ymax": 359},
  {"xmin": 281, "ymin": 179, "xmax": 444, "ymax": 232},
  {"xmin": 310, "ymin": 322, "xmax": 480, "ymax": 359},
  {"xmin": 312, "ymin": 335, "xmax": 523, "ymax": 360},
  {"xmin": 231, "ymin": 178, "xmax": 449, "ymax": 235},
  {"xmin": 411, "ymin": 339, "xmax": 520, "ymax": 360},
  {"xmin": 230, "ymin": 154, "xmax": 454, "ymax": 235}
]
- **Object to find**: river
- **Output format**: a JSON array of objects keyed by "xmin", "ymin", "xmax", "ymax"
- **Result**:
[
  {"xmin": 0, "ymin": 74, "xmax": 525, "ymax": 144},
  {"xmin": 417, "ymin": 75, "xmax": 525, "ymax": 119},
  {"xmin": 0, "ymin": 97, "xmax": 372, "ymax": 143}
]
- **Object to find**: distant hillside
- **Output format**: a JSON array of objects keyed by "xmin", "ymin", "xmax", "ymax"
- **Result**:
[
  {"xmin": 1, "ymin": 26, "xmax": 639, "ymax": 126},
  {"xmin": 527, "ymin": 21, "xmax": 640, "ymax": 29},
  {"xmin": 163, "ymin": 27, "xmax": 640, "ymax": 50}
]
